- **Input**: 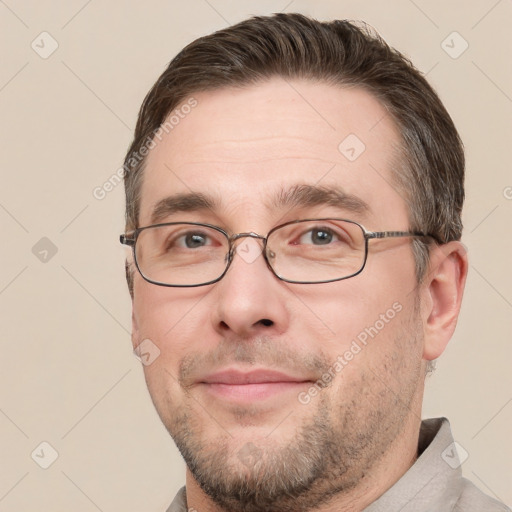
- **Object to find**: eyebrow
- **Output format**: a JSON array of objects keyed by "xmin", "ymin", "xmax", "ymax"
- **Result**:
[
  {"xmin": 149, "ymin": 184, "xmax": 370, "ymax": 225},
  {"xmin": 269, "ymin": 184, "xmax": 371, "ymax": 217},
  {"xmin": 150, "ymin": 192, "xmax": 216, "ymax": 224}
]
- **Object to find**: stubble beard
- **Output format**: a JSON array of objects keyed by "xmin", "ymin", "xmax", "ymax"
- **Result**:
[{"xmin": 157, "ymin": 312, "xmax": 423, "ymax": 512}]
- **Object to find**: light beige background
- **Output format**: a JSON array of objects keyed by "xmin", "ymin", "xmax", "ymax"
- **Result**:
[{"xmin": 0, "ymin": 1, "xmax": 511, "ymax": 510}]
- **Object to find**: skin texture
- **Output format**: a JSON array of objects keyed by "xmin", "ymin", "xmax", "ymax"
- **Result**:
[{"xmin": 129, "ymin": 78, "xmax": 468, "ymax": 512}]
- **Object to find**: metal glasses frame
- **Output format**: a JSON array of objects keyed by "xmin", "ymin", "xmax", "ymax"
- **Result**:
[{"xmin": 120, "ymin": 218, "xmax": 434, "ymax": 287}]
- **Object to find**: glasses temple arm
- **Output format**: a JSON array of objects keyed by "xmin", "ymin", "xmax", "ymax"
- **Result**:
[
  {"xmin": 367, "ymin": 231, "xmax": 437, "ymax": 240},
  {"xmin": 120, "ymin": 234, "xmax": 136, "ymax": 246}
]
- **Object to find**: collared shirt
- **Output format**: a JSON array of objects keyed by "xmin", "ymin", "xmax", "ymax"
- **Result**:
[{"xmin": 166, "ymin": 417, "xmax": 510, "ymax": 512}]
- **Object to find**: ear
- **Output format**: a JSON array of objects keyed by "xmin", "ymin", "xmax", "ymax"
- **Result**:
[
  {"xmin": 421, "ymin": 241, "xmax": 468, "ymax": 360},
  {"xmin": 126, "ymin": 257, "xmax": 139, "ymax": 349},
  {"xmin": 131, "ymin": 304, "xmax": 139, "ymax": 350}
]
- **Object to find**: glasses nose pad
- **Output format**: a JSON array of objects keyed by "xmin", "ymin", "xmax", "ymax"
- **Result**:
[{"xmin": 234, "ymin": 236, "xmax": 264, "ymax": 265}]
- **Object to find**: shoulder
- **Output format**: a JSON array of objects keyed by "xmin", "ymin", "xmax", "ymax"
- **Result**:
[{"xmin": 454, "ymin": 478, "xmax": 510, "ymax": 512}]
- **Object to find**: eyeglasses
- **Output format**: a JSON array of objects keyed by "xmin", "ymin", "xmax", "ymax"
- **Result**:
[{"xmin": 120, "ymin": 219, "xmax": 433, "ymax": 287}]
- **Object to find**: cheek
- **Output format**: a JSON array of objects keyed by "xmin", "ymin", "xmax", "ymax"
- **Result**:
[
  {"xmin": 365, "ymin": 243, "xmax": 418, "ymax": 295},
  {"xmin": 293, "ymin": 250, "xmax": 417, "ymax": 363},
  {"xmin": 323, "ymin": 298, "xmax": 421, "ymax": 402},
  {"xmin": 133, "ymin": 281, "xmax": 213, "ymax": 365},
  {"xmin": 294, "ymin": 280, "xmax": 398, "ymax": 349},
  {"xmin": 133, "ymin": 285, "xmax": 213, "ymax": 417}
]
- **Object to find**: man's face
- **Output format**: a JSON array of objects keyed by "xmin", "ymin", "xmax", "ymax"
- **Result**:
[{"xmin": 131, "ymin": 79, "xmax": 426, "ymax": 511}]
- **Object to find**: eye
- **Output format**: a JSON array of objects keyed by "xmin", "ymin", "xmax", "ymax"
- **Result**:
[
  {"xmin": 298, "ymin": 227, "xmax": 339, "ymax": 246},
  {"xmin": 175, "ymin": 231, "xmax": 213, "ymax": 249}
]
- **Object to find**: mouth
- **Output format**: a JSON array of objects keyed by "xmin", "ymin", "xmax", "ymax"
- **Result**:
[{"xmin": 197, "ymin": 368, "xmax": 313, "ymax": 402}]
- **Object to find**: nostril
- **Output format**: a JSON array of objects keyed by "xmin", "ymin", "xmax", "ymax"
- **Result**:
[{"xmin": 260, "ymin": 319, "xmax": 273, "ymax": 327}]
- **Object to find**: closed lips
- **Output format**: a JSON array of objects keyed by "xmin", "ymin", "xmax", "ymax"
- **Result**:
[{"xmin": 199, "ymin": 369, "xmax": 312, "ymax": 385}]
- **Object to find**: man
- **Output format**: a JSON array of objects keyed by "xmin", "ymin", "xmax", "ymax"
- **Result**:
[{"xmin": 120, "ymin": 13, "xmax": 509, "ymax": 512}]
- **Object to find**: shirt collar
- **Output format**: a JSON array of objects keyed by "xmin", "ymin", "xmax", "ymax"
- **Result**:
[{"xmin": 364, "ymin": 417, "xmax": 463, "ymax": 512}]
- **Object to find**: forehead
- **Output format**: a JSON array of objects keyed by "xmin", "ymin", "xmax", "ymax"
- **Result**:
[{"xmin": 139, "ymin": 78, "xmax": 408, "ymax": 228}]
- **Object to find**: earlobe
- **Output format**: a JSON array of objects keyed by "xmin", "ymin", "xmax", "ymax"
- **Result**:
[{"xmin": 422, "ymin": 241, "xmax": 468, "ymax": 361}]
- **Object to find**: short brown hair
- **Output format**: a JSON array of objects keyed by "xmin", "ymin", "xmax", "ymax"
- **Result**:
[{"xmin": 123, "ymin": 13, "xmax": 464, "ymax": 292}]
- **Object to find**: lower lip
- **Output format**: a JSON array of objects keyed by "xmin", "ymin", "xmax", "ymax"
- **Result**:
[{"xmin": 201, "ymin": 381, "xmax": 309, "ymax": 401}]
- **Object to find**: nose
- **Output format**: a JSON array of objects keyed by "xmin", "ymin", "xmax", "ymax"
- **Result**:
[{"xmin": 210, "ymin": 235, "xmax": 290, "ymax": 338}]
